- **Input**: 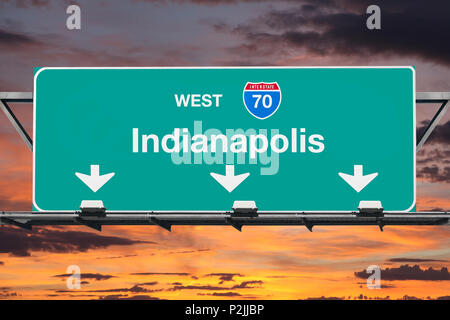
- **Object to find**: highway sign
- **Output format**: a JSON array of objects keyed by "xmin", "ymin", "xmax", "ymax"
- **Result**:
[{"xmin": 33, "ymin": 67, "xmax": 415, "ymax": 212}]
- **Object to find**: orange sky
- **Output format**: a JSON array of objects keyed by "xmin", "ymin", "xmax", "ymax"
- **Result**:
[
  {"xmin": 0, "ymin": 0, "xmax": 449, "ymax": 300},
  {"xmin": 0, "ymin": 223, "xmax": 449, "ymax": 300},
  {"xmin": 0, "ymin": 90, "xmax": 449, "ymax": 302}
]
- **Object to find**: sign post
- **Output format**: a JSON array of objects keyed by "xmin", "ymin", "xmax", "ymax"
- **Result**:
[{"xmin": 33, "ymin": 67, "xmax": 415, "ymax": 212}]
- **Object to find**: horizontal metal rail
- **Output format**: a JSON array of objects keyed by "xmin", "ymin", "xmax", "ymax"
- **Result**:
[{"xmin": 0, "ymin": 211, "xmax": 448, "ymax": 232}]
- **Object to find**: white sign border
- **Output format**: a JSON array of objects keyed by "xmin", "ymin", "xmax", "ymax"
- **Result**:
[{"xmin": 33, "ymin": 66, "xmax": 416, "ymax": 213}]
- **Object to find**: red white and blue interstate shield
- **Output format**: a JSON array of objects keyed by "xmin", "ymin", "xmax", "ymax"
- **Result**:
[{"xmin": 243, "ymin": 82, "xmax": 282, "ymax": 119}]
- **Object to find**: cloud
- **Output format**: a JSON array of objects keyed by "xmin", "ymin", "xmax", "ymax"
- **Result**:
[
  {"xmin": 130, "ymin": 272, "xmax": 190, "ymax": 276},
  {"xmin": 398, "ymin": 295, "xmax": 421, "ymax": 300},
  {"xmin": 0, "ymin": 261, "xmax": 4, "ymax": 266},
  {"xmin": 168, "ymin": 284, "xmax": 227, "ymax": 291},
  {"xmin": 388, "ymin": 258, "xmax": 448, "ymax": 263},
  {"xmin": 0, "ymin": 292, "xmax": 19, "ymax": 299},
  {"xmin": 198, "ymin": 292, "xmax": 242, "ymax": 297},
  {"xmin": 417, "ymin": 121, "xmax": 450, "ymax": 145},
  {"xmin": 0, "ymin": 0, "xmax": 52, "ymax": 8},
  {"xmin": 218, "ymin": 0, "xmax": 450, "ymax": 66},
  {"xmin": 305, "ymin": 296, "xmax": 344, "ymax": 300},
  {"xmin": 417, "ymin": 166, "xmax": 450, "ymax": 183},
  {"xmin": 0, "ymin": 227, "xmax": 151, "ymax": 256},
  {"xmin": 136, "ymin": 281, "xmax": 158, "ymax": 286},
  {"xmin": 53, "ymin": 273, "xmax": 116, "ymax": 281},
  {"xmin": 168, "ymin": 249, "xmax": 211, "ymax": 255},
  {"xmin": 0, "ymin": 28, "xmax": 39, "ymax": 46},
  {"xmin": 168, "ymin": 279, "xmax": 264, "ymax": 291},
  {"xmin": 355, "ymin": 264, "xmax": 450, "ymax": 281},
  {"xmin": 205, "ymin": 273, "xmax": 244, "ymax": 283},
  {"xmin": 231, "ymin": 280, "xmax": 263, "ymax": 289},
  {"xmin": 98, "ymin": 294, "xmax": 160, "ymax": 300},
  {"xmin": 96, "ymin": 254, "xmax": 138, "ymax": 260},
  {"xmin": 417, "ymin": 149, "xmax": 450, "ymax": 165},
  {"xmin": 0, "ymin": 286, "xmax": 20, "ymax": 299},
  {"xmin": 57, "ymin": 284, "xmax": 163, "ymax": 294},
  {"xmin": 135, "ymin": 0, "xmax": 277, "ymax": 5}
]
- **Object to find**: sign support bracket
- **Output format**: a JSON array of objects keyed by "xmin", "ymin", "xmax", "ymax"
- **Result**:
[
  {"xmin": 0, "ymin": 92, "xmax": 33, "ymax": 151},
  {"xmin": 150, "ymin": 217, "xmax": 172, "ymax": 232},
  {"xmin": 225, "ymin": 217, "xmax": 243, "ymax": 232},
  {"xmin": 0, "ymin": 217, "xmax": 32, "ymax": 231},
  {"xmin": 416, "ymin": 92, "xmax": 450, "ymax": 151},
  {"xmin": 75, "ymin": 217, "xmax": 102, "ymax": 232}
]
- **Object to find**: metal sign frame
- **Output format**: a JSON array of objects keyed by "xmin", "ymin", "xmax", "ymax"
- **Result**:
[{"xmin": 0, "ymin": 91, "xmax": 448, "ymax": 232}]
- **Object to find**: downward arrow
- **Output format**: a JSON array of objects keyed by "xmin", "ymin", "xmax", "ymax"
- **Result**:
[
  {"xmin": 75, "ymin": 165, "xmax": 115, "ymax": 192},
  {"xmin": 210, "ymin": 165, "xmax": 249, "ymax": 193},
  {"xmin": 338, "ymin": 165, "xmax": 378, "ymax": 193}
]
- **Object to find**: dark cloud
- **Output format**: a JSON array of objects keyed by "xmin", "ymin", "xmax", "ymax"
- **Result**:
[
  {"xmin": 136, "ymin": 0, "xmax": 282, "ymax": 5},
  {"xmin": 219, "ymin": 0, "xmax": 450, "ymax": 66},
  {"xmin": 352, "ymin": 294, "xmax": 392, "ymax": 300},
  {"xmin": 0, "ymin": 227, "xmax": 151, "ymax": 257},
  {"xmin": 305, "ymin": 296, "xmax": 344, "ymax": 300},
  {"xmin": 0, "ymin": 292, "xmax": 19, "ymax": 299},
  {"xmin": 398, "ymin": 295, "xmax": 421, "ymax": 300},
  {"xmin": 417, "ymin": 149, "xmax": 450, "ymax": 165},
  {"xmin": 417, "ymin": 166, "xmax": 450, "ymax": 183},
  {"xmin": 136, "ymin": 281, "xmax": 158, "ymax": 286},
  {"xmin": 0, "ymin": 286, "xmax": 20, "ymax": 299},
  {"xmin": 0, "ymin": 0, "xmax": 51, "ymax": 8},
  {"xmin": 206, "ymin": 273, "xmax": 244, "ymax": 283},
  {"xmin": 169, "ymin": 279, "xmax": 264, "ymax": 291},
  {"xmin": 357, "ymin": 282, "xmax": 395, "ymax": 289},
  {"xmin": 355, "ymin": 264, "xmax": 450, "ymax": 281},
  {"xmin": 231, "ymin": 280, "xmax": 263, "ymax": 289},
  {"xmin": 53, "ymin": 273, "xmax": 116, "ymax": 281},
  {"xmin": 47, "ymin": 293, "xmax": 97, "ymax": 298},
  {"xmin": 0, "ymin": 261, "xmax": 4, "ymax": 266},
  {"xmin": 198, "ymin": 292, "xmax": 242, "ymax": 297},
  {"xmin": 130, "ymin": 272, "xmax": 190, "ymax": 276},
  {"xmin": 88, "ymin": 285, "xmax": 160, "ymax": 293},
  {"xmin": 168, "ymin": 249, "xmax": 210, "ymax": 254},
  {"xmin": 388, "ymin": 258, "xmax": 448, "ymax": 263},
  {"xmin": 98, "ymin": 294, "xmax": 160, "ymax": 300},
  {"xmin": 96, "ymin": 254, "xmax": 138, "ymax": 260},
  {"xmin": 169, "ymin": 284, "xmax": 226, "ymax": 291},
  {"xmin": 417, "ymin": 121, "xmax": 450, "ymax": 145},
  {"xmin": 57, "ymin": 284, "xmax": 163, "ymax": 294},
  {"xmin": 0, "ymin": 28, "xmax": 39, "ymax": 46}
]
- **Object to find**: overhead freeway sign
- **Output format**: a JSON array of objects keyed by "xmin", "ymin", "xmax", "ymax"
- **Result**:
[{"xmin": 33, "ymin": 67, "xmax": 415, "ymax": 212}]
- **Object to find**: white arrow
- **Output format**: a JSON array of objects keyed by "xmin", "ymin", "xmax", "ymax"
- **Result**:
[
  {"xmin": 210, "ymin": 165, "xmax": 249, "ymax": 193},
  {"xmin": 75, "ymin": 165, "xmax": 115, "ymax": 192},
  {"xmin": 338, "ymin": 165, "xmax": 378, "ymax": 193}
]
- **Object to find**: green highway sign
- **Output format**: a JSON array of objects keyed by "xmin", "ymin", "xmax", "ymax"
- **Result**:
[{"xmin": 33, "ymin": 67, "xmax": 415, "ymax": 212}]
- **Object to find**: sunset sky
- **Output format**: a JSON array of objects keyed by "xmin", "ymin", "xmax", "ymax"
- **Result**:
[{"xmin": 0, "ymin": 0, "xmax": 449, "ymax": 300}]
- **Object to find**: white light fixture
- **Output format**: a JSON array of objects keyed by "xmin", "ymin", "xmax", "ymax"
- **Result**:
[
  {"xmin": 232, "ymin": 201, "xmax": 258, "ymax": 216},
  {"xmin": 358, "ymin": 201, "xmax": 383, "ymax": 214},
  {"xmin": 80, "ymin": 200, "xmax": 106, "ymax": 214}
]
